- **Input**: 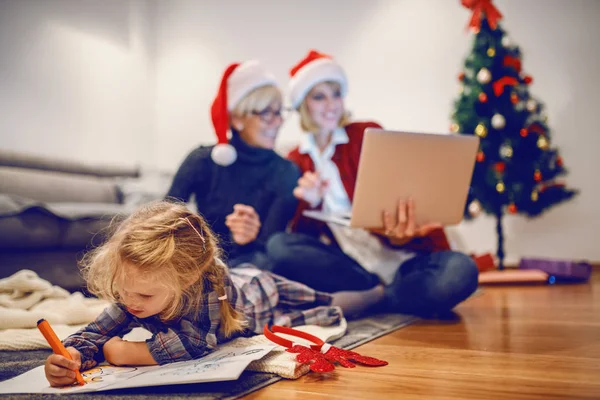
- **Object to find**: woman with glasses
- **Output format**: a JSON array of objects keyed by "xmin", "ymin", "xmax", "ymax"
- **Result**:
[
  {"xmin": 166, "ymin": 60, "xmax": 298, "ymax": 269},
  {"xmin": 266, "ymin": 50, "xmax": 479, "ymax": 318}
]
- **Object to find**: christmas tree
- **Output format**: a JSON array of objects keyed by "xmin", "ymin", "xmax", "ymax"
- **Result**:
[{"xmin": 451, "ymin": 0, "xmax": 578, "ymax": 269}]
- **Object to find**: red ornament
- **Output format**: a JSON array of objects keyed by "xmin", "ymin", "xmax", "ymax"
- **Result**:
[
  {"xmin": 556, "ymin": 156, "xmax": 564, "ymax": 167},
  {"xmin": 459, "ymin": 72, "xmax": 465, "ymax": 81},
  {"xmin": 503, "ymin": 55, "xmax": 522, "ymax": 73},
  {"xmin": 493, "ymin": 76, "xmax": 518, "ymax": 96},
  {"xmin": 534, "ymin": 170, "xmax": 542, "ymax": 182},
  {"xmin": 494, "ymin": 162, "xmax": 506, "ymax": 173},
  {"xmin": 476, "ymin": 151, "xmax": 485, "ymax": 162},
  {"xmin": 523, "ymin": 75, "xmax": 533, "ymax": 84},
  {"xmin": 508, "ymin": 203, "xmax": 517, "ymax": 214},
  {"xmin": 511, "ymin": 93, "xmax": 519, "ymax": 104},
  {"xmin": 520, "ymin": 128, "xmax": 528, "ymax": 137},
  {"xmin": 478, "ymin": 92, "xmax": 488, "ymax": 103}
]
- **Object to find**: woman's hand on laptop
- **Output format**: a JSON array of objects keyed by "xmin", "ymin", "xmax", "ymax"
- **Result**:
[
  {"xmin": 225, "ymin": 204, "xmax": 262, "ymax": 245},
  {"xmin": 370, "ymin": 198, "xmax": 442, "ymax": 245},
  {"xmin": 293, "ymin": 171, "xmax": 329, "ymax": 208}
]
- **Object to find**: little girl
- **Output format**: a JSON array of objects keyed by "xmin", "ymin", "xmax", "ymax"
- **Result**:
[{"xmin": 44, "ymin": 200, "xmax": 385, "ymax": 387}]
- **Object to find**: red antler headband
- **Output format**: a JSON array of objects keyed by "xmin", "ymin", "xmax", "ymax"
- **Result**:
[{"xmin": 263, "ymin": 324, "xmax": 388, "ymax": 373}]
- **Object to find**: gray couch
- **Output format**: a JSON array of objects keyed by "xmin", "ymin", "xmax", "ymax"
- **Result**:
[{"xmin": 0, "ymin": 149, "xmax": 171, "ymax": 291}]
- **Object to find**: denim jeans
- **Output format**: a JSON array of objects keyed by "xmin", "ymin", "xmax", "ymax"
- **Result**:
[{"xmin": 267, "ymin": 232, "xmax": 479, "ymax": 316}]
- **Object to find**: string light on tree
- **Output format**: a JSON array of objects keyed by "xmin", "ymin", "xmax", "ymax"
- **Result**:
[
  {"xmin": 475, "ymin": 123, "xmax": 488, "ymax": 137},
  {"xmin": 537, "ymin": 136, "xmax": 549, "ymax": 150},
  {"xmin": 491, "ymin": 113, "xmax": 506, "ymax": 129},
  {"xmin": 477, "ymin": 67, "xmax": 492, "ymax": 84},
  {"xmin": 468, "ymin": 200, "xmax": 482, "ymax": 216},
  {"xmin": 500, "ymin": 143, "xmax": 513, "ymax": 158}
]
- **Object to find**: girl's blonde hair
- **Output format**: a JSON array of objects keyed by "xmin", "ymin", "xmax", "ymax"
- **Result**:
[
  {"xmin": 231, "ymin": 84, "xmax": 282, "ymax": 119},
  {"xmin": 298, "ymin": 81, "xmax": 351, "ymax": 133},
  {"xmin": 81, "ymin": 200, "xmax": 246, "ymax": 337}
]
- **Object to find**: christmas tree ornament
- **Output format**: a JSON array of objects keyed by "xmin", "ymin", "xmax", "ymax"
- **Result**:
[
  {"xmin": 491, "ymin": 113, "xmax": 506, "ymax": 129},
  {"xmin": 477, "ymin": 67, "xmax": 492, "ymax": 84},
  {"xmin": 500, "ymin": 143, "xmax": 513, "ymax": 158},
  {"xmin": 503, "ymin": 55, "xmax": 522, "ymax": 73},
  {"xmin": 526, "ymin": 99, "xmax": 537, "ymax": 112},
  {"xmin": 450, "ymin": 123, "xmax": 460, "ymax": 133},
  {"xmin": 531, "ymin": 190, "xmax": 539, "ymax": 201},
  {"xmin": 501, "ymin": 35, "xmax": 512, "ymax": 47},
  {"xmin": 487, "ymin": 47, "xmax": 496, "ymax": 57},
  {"xmin": 496, "ymin": 181, "xmax": 505, "ymax": 193},
  {"xmin": 523, "ymin": 75, "xmax": 533, "ymax": 84},
  {"xmin": 458, "ymin": 85, "xmax": 464, "ymax": 94},
  {"xmin": 493, "ymin": 76, "xmax": 518, "ymax": 96},
  {"xmin": 468, "ymin": 200, "xmax": 482, "ymax": 216},
  {"xmin": 494, "ymin": 162, "xmax": 506, "ymax": 173},
  {"xmin": 520, "ymin": 128, "xmax": 528, "ymax": 137},
  {"xmin": 461, "ymin": 0, "xmax": 503, "ymax": 32},
  {"xmin": 543, "ymin": 114, "xmax": 549, "ymax": 122},
  {"xmin": 508, "ymin": 203, "xmax": 517, "ymax": 214},
  {"xmin": 476, "ymin": 151, "xmax": 485, "ymax": 162},
  {"xmin": 556, "ymin": 156, "xmax": 564, "ymax": 167},
  {"xmin": 478, "ymin": 92, "xmax": 488, "ymax": 103},
  {"xmin": 534, "ymin": 169, "xmax": 542, "ymax": 182},
  {"xmin": 511, "ymin": 93, "xmax": 519, "ymax": 104},
  {"xmin": 475, "ymin": 123, "xmax": 487, "ymax": 137},
  {"xmin": 458, "ymin": 71, "xmax": 465, "ymax": 81},
  {"xmin": 537, "ymin": 136, "xmax": 549, "ymax": 150},
  {"xmin": 264, "ymin": 324, "xmax": 388, "ymax": 373}
]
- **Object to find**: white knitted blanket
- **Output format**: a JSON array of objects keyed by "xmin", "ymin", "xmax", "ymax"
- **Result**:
[{"xmin": 0, "ymin": 270, "xmax": 347, "ymax": 379}]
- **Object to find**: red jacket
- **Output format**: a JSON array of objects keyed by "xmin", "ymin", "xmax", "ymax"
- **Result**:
[{"xmin": 287, "ymin": 122, "xmax": 451, "ymax": 253}]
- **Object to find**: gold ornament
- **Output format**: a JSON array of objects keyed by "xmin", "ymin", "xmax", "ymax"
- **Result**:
[
  {"xmin": 496, "ymin": 182, "xmax": 505, "ymax": 193},
  {"xmin": 531, "ymin": 191, "xmax": 539, "ymax": 201},
  {"xmin": 468, "ymin": 200, "xmax": 482, "ymax": 216},
  {"xmin": 537, "ymin": 136, "xmax": 549, "ymax": 150},
  {"xmin": 500, "ymin": 144, "xmax": 513, "ymax": 158},
  {"xmin": 450, "ymin": 123, "xmax": 460, "ymax": 133},
  {"xmin": 487, "ymin": 48, "xmax": 496, "ymax": 57},
  {"xmin": 475, "ymin": 123, "xmax": 488, "ymax": 138}
]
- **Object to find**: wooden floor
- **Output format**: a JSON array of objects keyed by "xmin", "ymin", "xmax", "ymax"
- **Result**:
[{"xmin": 245, "ymin": 271, "xmax": 600, "ymax": 400}]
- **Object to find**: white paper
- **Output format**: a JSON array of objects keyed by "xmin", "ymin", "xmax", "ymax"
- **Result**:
[{"xmin": 0, "ymin": 344, "xmax": 274, "ymax": 394}]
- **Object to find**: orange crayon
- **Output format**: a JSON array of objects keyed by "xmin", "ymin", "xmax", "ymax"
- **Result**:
[{"xmin": 37, "ymin": 319, "xmax": 85, "ymax": 386}]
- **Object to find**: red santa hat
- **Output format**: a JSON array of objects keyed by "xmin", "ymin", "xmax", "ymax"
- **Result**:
[
  {"xmin": 210, "ymin": 60, "xmax": 277, "ymax": 166},
  {"xmin": 288, "ymin": 50, "xmax": 348, "ymax": 110}
]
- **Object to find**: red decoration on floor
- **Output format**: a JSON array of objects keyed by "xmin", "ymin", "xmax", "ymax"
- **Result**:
[
  {"xmin": 263, "ymin": 325, "xmax": 388, "ymax": 373},
  {"xmin": 461, "ymin": 0, "xmax": 503, "ymax": 32}
]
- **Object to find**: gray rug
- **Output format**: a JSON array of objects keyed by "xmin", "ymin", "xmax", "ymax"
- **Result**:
[{"xmin": 0, "ymin": 313, "xmax": 418, "ymax": 400}]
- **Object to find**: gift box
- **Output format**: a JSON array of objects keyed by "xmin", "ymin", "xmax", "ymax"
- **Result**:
[{"xmin": 519, "ymin": 257, "xmax": 592, "ymax": 283}]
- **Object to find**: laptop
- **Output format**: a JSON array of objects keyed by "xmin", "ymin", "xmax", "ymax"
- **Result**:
[{"xmin": 303, "ymin": 128, "xmax": 479, "ymax": 228}]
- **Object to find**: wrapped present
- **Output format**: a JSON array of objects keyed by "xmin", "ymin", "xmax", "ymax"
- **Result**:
[{"xmin": 519, "ymin": 257, "xmax": 592, "ymax": 282}]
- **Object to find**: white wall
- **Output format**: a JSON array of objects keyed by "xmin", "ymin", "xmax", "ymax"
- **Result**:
[
  {"xmin": 153, "ymin": 0, "xmax": 600, "ymax": 264},
  {"xmin": 0, "ymin": 0, "xmax": 155, "ymax": 166}
]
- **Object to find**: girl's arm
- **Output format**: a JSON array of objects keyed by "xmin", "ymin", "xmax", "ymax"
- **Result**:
[
  {"xmin": 102, "ymin": 337, "xmax": 157, "ymax": 366},
  {"xmin": 62, "ymin": 304, "xmax": 134, "ymax": 370}
]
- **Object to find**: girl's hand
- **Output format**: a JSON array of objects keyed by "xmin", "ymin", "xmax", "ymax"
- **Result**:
[
  {"xmin": 103, "ymin": 336, "xmax": 124, "ymax": 365},
  {"xmin": 225, "ymin": 204, "xmax": 261, "ymax": 245},
  {"xmin": 44, "ymin": 346, "xmax": 81, "ymax": 387},
  {"xmin": 293, "ymin": 171, "xmax": 329, "ymax": 207},
  {"xmin": 370, "ymin": 198, "xmax": 442, "ymax": 245}
]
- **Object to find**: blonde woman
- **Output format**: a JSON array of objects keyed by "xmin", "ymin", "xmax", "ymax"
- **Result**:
[
  {"xmin": 167, "ymin": 61, "xmax": 299, "ymax": 269},
  {"xmin": 267, "ymin": 50, "xmax": 478, "ymax": 318}
]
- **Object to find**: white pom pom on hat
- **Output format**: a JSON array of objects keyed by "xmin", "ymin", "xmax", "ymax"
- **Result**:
[
  {"xmin": 210, "ymin": 61, "xmax": 278, "ymax": 166},
  {"xmin": 288, "ymin": 49, "xmax": 348, "ymax": 110}
]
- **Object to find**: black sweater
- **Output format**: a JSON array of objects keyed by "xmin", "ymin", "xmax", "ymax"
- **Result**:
[{"xmin": 166, "ymin": 133, "xmax": 300, "ymax": 261}]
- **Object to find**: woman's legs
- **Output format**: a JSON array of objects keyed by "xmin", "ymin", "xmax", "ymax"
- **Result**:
[
  {"xmin": 331, "ymin": 285, "xmax": 385, "ymax": 318},
  {"xmin": 385, "ymin": 251, "xmax": 479, "ymax": 316},
  {"xmin": 267, "ymin": 232, "xmax": 381, "ymax": 292}
]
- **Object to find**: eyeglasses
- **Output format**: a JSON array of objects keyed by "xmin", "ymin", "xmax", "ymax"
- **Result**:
[{"xmin": 251, "ymin": 107, "xmax": 293, "ymax": 122}]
